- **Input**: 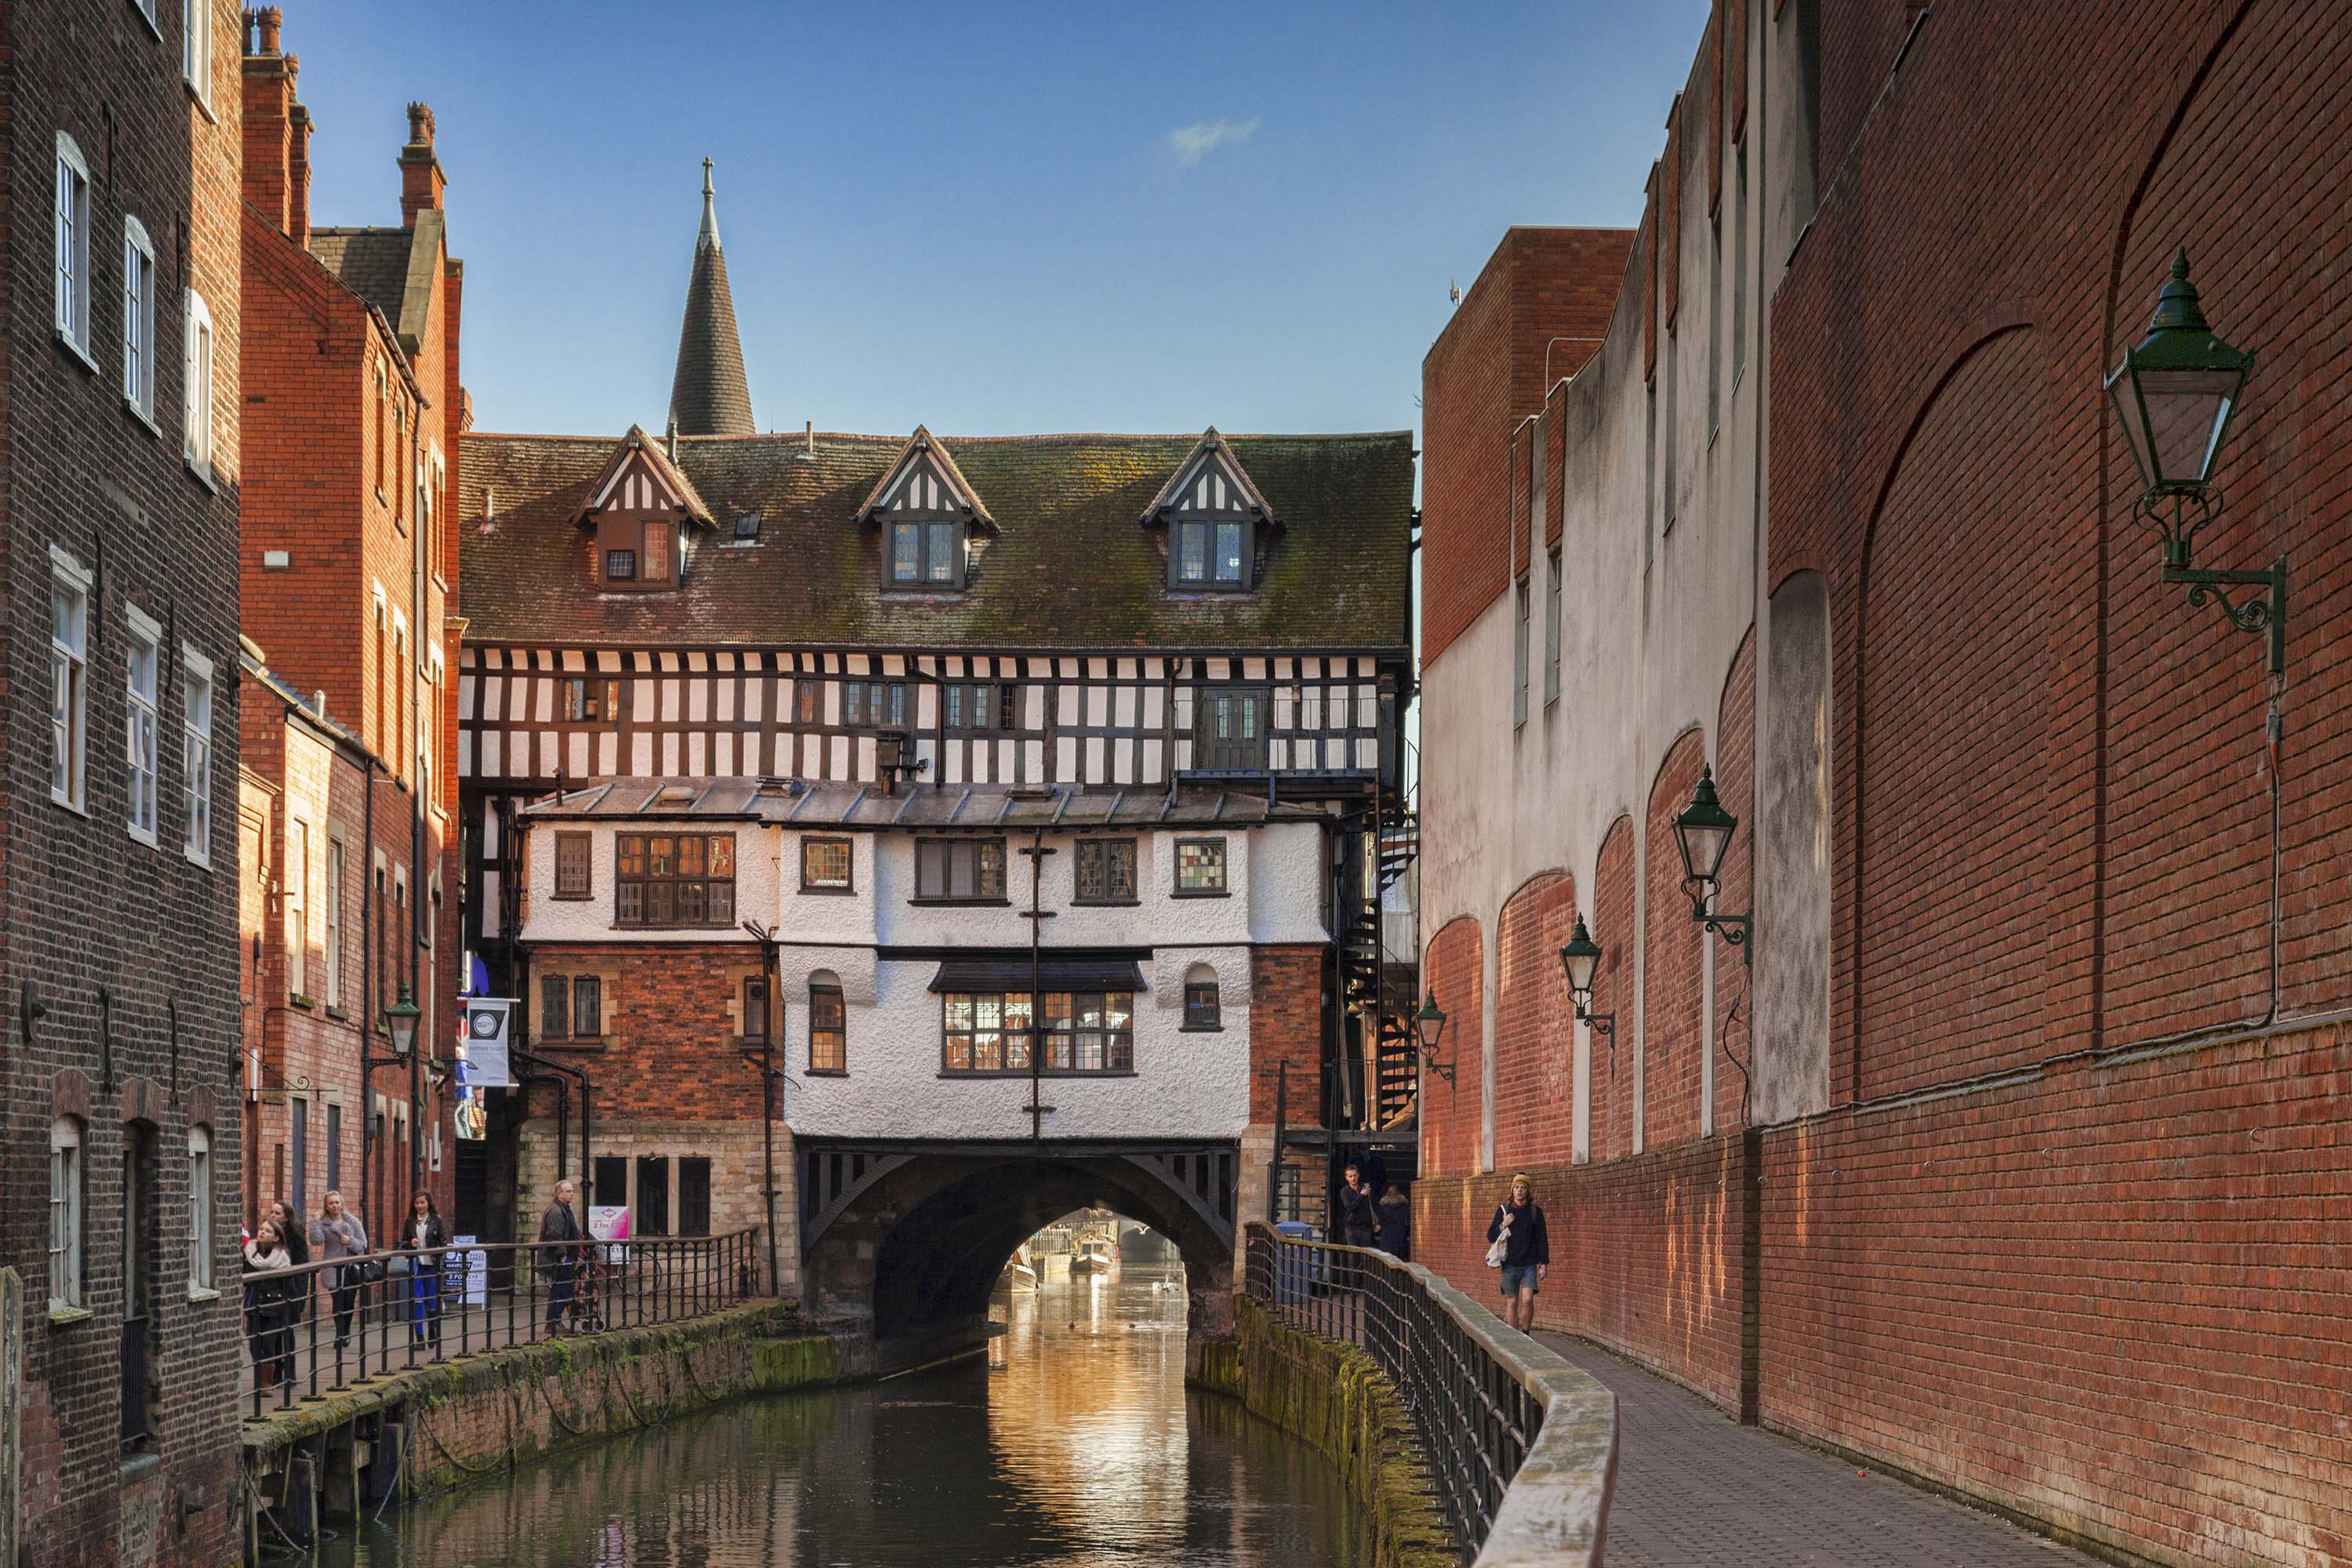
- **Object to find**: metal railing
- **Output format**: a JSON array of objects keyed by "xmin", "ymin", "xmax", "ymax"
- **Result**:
[
  {"xmin": 1243, "ymin": 1221, "xmax": 1617, "ymax": 1567},
  {"xmin": 239, "ymin": 1229, "xmax": 764, "ymax": 1420}
]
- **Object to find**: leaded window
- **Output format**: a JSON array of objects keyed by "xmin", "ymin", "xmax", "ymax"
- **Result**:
[
  {"xmin": 800, "ymin": 837, "xmax": 852, "ymax": 891},
  {"xmin": 1074, "ymin": 838, "xmax": 1138, "ymax": 903},
  {"xmin": 1175, "ymin": 837, "xmax": 1228, "ymax": 895},
  {"xmin": 914, "ymin": 838, "xmax": 1005, "ymax": 901},
  {"xmin": 615, "ymin": 833, "xmax": 735, "ymax": 927},
  {"xmin": 940, "ymin": 990, "xmax": 1134, "ymax": 1074}
]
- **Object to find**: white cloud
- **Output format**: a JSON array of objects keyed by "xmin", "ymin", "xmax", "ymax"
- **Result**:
[{"xmin": 1167, "ymin": 118, "xmax": 1260, "ymax": 165}]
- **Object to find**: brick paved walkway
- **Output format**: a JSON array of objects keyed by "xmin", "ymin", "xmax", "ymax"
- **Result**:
[{"xmin": 1534, "ymin": 1333, "xmax": 2094, "ymax": 1567}]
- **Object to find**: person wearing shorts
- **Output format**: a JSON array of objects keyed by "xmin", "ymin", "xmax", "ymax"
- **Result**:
[{"xmin": 1486, "ymin": 1174, "xmax": 1550, "ymax": 1332}]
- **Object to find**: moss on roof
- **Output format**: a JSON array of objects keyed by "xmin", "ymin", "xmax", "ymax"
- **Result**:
[{"xmin": 459, "ymin": 429, "xmax": 1414, "ymax": 652}]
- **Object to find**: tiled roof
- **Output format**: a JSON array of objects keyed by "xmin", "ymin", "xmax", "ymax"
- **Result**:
[
  {"xmin": 459, "ymin": 428, "xmax": 1414, "ymax": 652},
  {"xmin": 520, "ymin": 778, "xmax": 1330, "ymax": 829},
  {"xmin": 307, "ymin": 227, "xmax": 412, "ymax": 329}
]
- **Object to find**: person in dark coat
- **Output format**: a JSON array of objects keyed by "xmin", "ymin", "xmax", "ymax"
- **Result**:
[
  {"xmin": 1334, "ymin": 1161, "xmax": 1378, "ymax": 1248},
  {"xmin": 242, "ymin": 1221, "xmax": 294, "ymax": 1388},
  {"xmin": 539, "ymin": 1179, "xmax": 584, "ymax": 1332},
  {"xmin": 1374, "ymin": 1185, "xmax": 1412, "ymax": 1261},
  {"xmin": 1486, "ymin": 1174, "xmax": 1551, "ymax": 1332},
  {"xmin": 270, "ymin": 1198, "xmax": 310, "ymax": 1334},
  {"xmin": 398, "ymin": 1191, "xmax": 449, "ymax": 1345}
]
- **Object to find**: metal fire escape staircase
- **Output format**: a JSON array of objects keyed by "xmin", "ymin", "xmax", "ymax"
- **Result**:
[{"xmin": 1337, "ymin": 742, "xmax": 1421, "ymax": 1135}]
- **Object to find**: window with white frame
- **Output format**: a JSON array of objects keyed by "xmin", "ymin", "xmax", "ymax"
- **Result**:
[
  {"xmin": 183, "ymin": 292, "xmax": 214, "ymax": 477},
  {"xmin": 56, "ymin": 132, "xmax": 92, "ymax": 354},
  {"xmin": 183, "ymin": 648, "xmax": 214, "ymax": 862},
  {"xmin": 50, "ymin": 550, "xmax": 90, "ymax": 809},
  {"xmin": 187, "ymin": 1125, "xmax": 213, "ymax": 1290},
  {"xmin": 49, "ymin": 1116, "xmax": 84, "ymax": 1310},
  {"xmin": 182, "ymin": 0, "xmax": 211, "ymax": 100},
  {"xmin": 287, "ymin": 818, "xmax": 310, "ymax": 997},
  {"xmin": 125, "ymin": 611, "xmax": 161, "ymax": 843},
  {"xmin": 123, "ymin": 218, "xmax": 157, "ymax": 419},
  {"xmin": 324, "ymin": 838, "xmax": 343, "ymax": 1007}
]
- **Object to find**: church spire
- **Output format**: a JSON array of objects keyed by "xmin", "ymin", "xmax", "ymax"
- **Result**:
[{"xmin": 668, "ymin": 157, "xmax": 754, "ymax": 437}]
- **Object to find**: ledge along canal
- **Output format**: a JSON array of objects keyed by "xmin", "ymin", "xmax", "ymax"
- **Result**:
[{"xmin": 312, "ymin": 1252, "xmax": 1372, "ymax": 1566}]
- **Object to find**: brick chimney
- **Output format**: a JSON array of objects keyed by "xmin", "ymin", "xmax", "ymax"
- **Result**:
[
  {"xmin": 240, "ymin": 7, "xmax": 295, "ymax": 234},
  {"xmin": 398, "ymin": 102, "xmax": 446, "ymax": 227},
  {"xmin": 287, "ymin": 103, "xmax": 313, "ymax": 248}
]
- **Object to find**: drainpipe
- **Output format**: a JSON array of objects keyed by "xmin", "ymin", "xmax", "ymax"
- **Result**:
[{"xmin": 739, "ymin": 919, "xmax": 783, "ymax": 1293}]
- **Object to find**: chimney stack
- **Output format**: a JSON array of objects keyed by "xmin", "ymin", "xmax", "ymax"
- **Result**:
[
  {"xmin": 239, "ymin": 8, "xmax": 296, "ymax": 236},
  {"xmin": 399, "ymin": 101, "xmax": 446, "ymax": 227},
  {"xmin": 287, "ymin": 103, "xmax": 313, "ymax": 248}
]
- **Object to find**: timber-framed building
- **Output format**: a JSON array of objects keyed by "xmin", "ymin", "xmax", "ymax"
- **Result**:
[{"xmin": 454, "ymin": 171, "xmax": 1418, "ymax": 1319}]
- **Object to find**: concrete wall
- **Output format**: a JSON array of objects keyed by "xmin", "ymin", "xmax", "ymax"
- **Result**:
[{"xmin": 1417, "ymin": 0, "xmax": 1813, "ymax": 1172}]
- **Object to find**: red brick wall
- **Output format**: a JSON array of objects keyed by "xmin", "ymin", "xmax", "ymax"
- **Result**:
[
  {"xmin": 1413, "ymin": 1132, "xmax": 1751, "ymax": 1414},
  {"xmin": 1421, "ymin": 916, "xmax": 1485, "ymax": 1178},
  {"xmin": 1421, "ymin": 228, "xmax": 1636, "ymax": 663},
  {"xmin": 523, "ymin": 943, "xmax": 770, "ymax": 1122},
  {"xmin": 1758, "ymin": 1021, "xmax": 2352, "ymax": 1567},
  {"xmin": 1249, "ymin": 945, "xmax": 1323, "ymax": 1123},
  {"xmin": 1588, "ymin": 818, "xmax": 1636, "ymax": 1161},
  {"xmin": 1713, "ymin": 630, "xmax": 1755, "ymax": 1130},
  {"xmin": 1643, "ymin": 732, "xmax": 1708, "ymax": 1148},
  {"xmin": 1492, "ymin": 873, "xmax": 1577, "ymax": 1172}
]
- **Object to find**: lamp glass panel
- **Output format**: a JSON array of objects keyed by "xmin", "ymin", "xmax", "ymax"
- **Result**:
[
  {"xmin": 2140, "ymin": 367, "xmax": 2239, "ymax": 490},
  {"xmin": 1562, "ymin": 945, "xmax": 1597, "ymax": 996},
  {"xmin": 1676, "ymin": 818, "xmax": 1732, "ymax": 885}
]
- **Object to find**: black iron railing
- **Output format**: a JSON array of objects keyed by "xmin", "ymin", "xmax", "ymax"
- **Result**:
[
  {"xmin": 238, "ymin": 1229, "xmax": 764, "ymax": 1420},
  {"xmin": 1243, "ymin": 1222, "xmax": 1613, "ymax": 1565}
]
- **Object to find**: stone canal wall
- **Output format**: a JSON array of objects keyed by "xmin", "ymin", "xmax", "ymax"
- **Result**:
[
  {"xmin": 241, "ymin": 1301, "xmax": 855, "ymax": 1552},
  {"xmin": 1192, "ymin": 1298, "xmax": 1457, "ymax": 1568}
]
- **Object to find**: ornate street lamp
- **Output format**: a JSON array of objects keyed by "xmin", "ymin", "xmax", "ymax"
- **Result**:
[
  {"xmin": 1672, "ymin": 767, "xmax": 1751, "ymax": 960},
  {"xmin": 1414, "ymin": 989, "xmax": 1456, "ymax": 1086},
  {"xmin": 1555, "ymin": 916, "xmax": 1616, "ymax": 1052},
  {"xmin": 383, "ymin": 982, "xmax": 422, "ymax": 1058},
  {"xmin": 2107, "ymin": 249, "xmax": 2280, "ymax": 674}
]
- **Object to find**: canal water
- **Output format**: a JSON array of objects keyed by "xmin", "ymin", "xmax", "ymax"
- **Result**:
[{"xmin": 317, "ymin": 1257, "xmax": 1370, "ymax": 1567}]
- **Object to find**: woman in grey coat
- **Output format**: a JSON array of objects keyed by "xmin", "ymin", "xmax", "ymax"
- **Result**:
[{"xmin": 309, "ymin": 1189, "xmax": 369, "ymax": 1348}]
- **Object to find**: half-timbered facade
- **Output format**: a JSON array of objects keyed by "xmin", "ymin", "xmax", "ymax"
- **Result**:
[{"xmin": 455, "ymin": 179, "xmax": 1417, "ymax": 1314}]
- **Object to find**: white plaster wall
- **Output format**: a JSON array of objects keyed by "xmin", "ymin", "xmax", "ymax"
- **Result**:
[
  {"xmin": 517, "ymin": 817, "xmax": 784, "ymax": 945},
  {"xmin": 517, "ymin": 815, "xmax": 1325, "ymax": 1142},
  {"xmin": 1417, "ymin": 10, "xmax": 1809, "ymax": 1165}
]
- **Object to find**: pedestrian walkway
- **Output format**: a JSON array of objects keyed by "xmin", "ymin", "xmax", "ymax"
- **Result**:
[{"xmin": 1534, "ymin": 1333, "xmax": 2093, "ymax": 1567}]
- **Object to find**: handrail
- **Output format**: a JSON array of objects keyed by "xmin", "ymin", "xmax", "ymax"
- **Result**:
[
  {"xmin": 1242, "ymin": 1221, "xmax": 1617, "ymax": 1566},
  {"xmin": 237, "ymin": 1228, "xmax": 765, "ymax": 1421}
]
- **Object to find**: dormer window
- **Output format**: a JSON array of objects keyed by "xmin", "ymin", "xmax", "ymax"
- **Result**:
[
  {"xmin": 858, "ymin": 426, "xmax": 996, "ymax": 593},
  {"xmin": 891, "ymin": 520, "xmax": 961, "ymax": 587},
  {"xmin": 576, "ymin": 426, "xmax": 712, "ymax": 593},
  {"xmin": 1144, "ymin": 429, "xmax": 1276, "ymax": 593}
]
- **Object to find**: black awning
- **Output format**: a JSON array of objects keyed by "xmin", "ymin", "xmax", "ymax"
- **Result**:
[{"xmin": 927, "ymin": 956, "xmax": 1150, "ymax": 994}]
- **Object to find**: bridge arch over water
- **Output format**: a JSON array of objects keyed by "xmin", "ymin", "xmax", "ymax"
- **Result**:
[{"xmin": 796, "ymin": 1138, "xmax": 1240, "ymax": 1367}]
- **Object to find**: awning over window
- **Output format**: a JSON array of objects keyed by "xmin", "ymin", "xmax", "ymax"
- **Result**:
[{"xmin": 927, "ymin": 956, "xmax": 1149, "ymax": 994}]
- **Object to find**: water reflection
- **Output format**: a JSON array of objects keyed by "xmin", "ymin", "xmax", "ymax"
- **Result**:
[{"xmin": 321, "ymin": 1258, "xmax": 1368, "ymax": 1567}]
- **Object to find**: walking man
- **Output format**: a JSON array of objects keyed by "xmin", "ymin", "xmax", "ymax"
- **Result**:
[
  {"xmin": 1486, "ymin": 1174, "xmax": 1550, "ymax": 1332},
  {"xmin": 540, "ymin": 1179, "xmax": 583, "ymax": 1333}
]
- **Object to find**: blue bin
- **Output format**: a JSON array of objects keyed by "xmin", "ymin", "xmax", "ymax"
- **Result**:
[{"xmin": 1272, "ymin": 1221, "xmax": 1327, "ymax": 1304}]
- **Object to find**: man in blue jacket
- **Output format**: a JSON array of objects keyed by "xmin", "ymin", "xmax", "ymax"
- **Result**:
[{"xmin": 1486, "ymin": 1174, "xmax": 1549, "ymax": 1332}]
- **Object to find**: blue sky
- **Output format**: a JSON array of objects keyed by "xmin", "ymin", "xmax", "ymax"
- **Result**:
[{"xmin": 285, "ymin": 2, "xmax": 1708, "ymax": 441}]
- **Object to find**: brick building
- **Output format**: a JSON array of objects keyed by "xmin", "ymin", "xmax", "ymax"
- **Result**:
[
  {"xmin": 1416, "ymin": 3, "xmax": 2350, "ymax": 1566},
  {"xmin": 235, "ymin": 8, "xmax": 464, "ymax": 1247},
  {"xmin": 0, "ymin": 2, "xmax": 245, "ymax": 1565},
  {"xmin": 452, "ymin": 172, "xmax": 1417, "ymax": 1333}
]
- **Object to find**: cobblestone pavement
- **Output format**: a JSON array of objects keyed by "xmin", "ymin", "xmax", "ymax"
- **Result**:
[{"xmin": 1534, "ymin": 1333, "xmax": 2097, "ymax": 1567}]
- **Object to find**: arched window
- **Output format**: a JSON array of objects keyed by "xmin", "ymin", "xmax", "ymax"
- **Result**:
[
  {"xmin": 808, "ymin": 971, "xmax": 846, "ymax": 1073},
  {"xmin": 49, "ymin": 1116, "xmax": 84, "ymax": 1310},
  {"xmin": 1182, "ymin": 963, "xmax": 1221, "ymax": 1031},
  {"xmin": 187, "ymin": 1125, "xmax": 214, "ymax": 1290}
]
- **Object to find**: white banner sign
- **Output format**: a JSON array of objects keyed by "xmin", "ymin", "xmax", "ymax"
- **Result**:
[{"xmin": 462, "ymin": 998, "xmax": 514, "ymax": 1088}]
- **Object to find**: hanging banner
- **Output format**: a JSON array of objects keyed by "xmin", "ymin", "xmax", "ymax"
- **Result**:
[{"xmin": 462, "ymin": 998, "xmax": 515, "ymax": 1089}]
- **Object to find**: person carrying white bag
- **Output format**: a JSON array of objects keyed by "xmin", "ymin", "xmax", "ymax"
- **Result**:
[{"xmin": 1484, "ymin": 1174, "xmax": 1550, "ymax": 1333}]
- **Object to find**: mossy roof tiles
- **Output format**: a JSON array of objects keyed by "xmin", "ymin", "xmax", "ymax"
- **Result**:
[{"xmin": 459, "ymin": 429, "xmax": 1414, "ymax": 652}]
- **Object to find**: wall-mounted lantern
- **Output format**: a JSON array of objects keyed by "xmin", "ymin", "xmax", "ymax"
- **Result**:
[
  {"xmin": 383, "ymin": 982, "xmax": 422, "ymax": 1059},
  {"xmin": 1556, "ymin": 916, "xmax": 1617, "ymax": 1057},
  {"xmin": 1414, "ymin": 989, "xmax": 1457, "ymax": 1085},
  {"xmin": 2106, "ymin": 249, "xmax": 2281, "ymax": 674},
  {"xmin": 1672, "ymin": 766, "xmax": 1751, "ymax": 961}
]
